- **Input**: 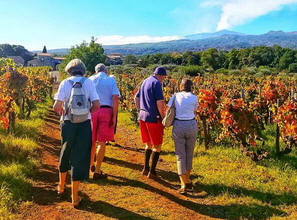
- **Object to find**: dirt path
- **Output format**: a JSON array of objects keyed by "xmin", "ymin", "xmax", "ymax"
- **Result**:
[{"xmin": 17, "ymin": 110, "xmax": 223, "ymax": 220}]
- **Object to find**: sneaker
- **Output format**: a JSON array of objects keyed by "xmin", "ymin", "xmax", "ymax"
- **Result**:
[
  {"xmin": 90, "ymin": 165, "xmax": 96, "ymax": 173},
  {"xmin": 177, "ymin": 187, "xmax": 187, "ymax": 195},
  {"xmin": 93, "ymin": 171, "xmax": 107, "ymax": 180},
  {"xmin": 185, "ymin": 183, "xmax": 194, "ymax": 192}
]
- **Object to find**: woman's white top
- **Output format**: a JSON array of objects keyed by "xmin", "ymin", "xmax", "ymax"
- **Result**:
[
  {"xmin": 167, "ymin": 92, "xmax": 198, "ymax": 120},
  {"xmin": 54, "ymin": 76, "xmax": 99, "ymax": 121}
]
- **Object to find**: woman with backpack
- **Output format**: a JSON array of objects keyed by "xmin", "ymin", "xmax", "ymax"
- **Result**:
[
  {"xmin": 53, "ymin": 59, "xmax": 100, "ymax": 207},
  {"xmin": 167, "ymin": 78, "xmax": 198, "ymax": 195}
]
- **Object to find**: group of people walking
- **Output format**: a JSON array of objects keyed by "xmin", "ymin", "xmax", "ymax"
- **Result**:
[{"xmin": 53, "ymin": 59, "xmax": 198, "ymax": 208}]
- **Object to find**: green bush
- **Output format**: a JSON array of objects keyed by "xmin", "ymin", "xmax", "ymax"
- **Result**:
[
  {"xmin": 288, "ymin": 63, "xmax": 297, "ymax": 73},
  {"xmin": 178, "ymin": 65, "xmax": 205, "ymax": 76}
]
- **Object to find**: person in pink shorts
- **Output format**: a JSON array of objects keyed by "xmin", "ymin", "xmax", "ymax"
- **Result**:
[{"xmin": 89, "ymin": 64, "xmax": 120, "ymax": 180}]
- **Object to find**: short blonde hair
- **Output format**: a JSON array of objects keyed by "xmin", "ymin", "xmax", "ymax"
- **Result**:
[{"xmin": 65, "ymin": 59, "xmax": 86, "ymax": 76}]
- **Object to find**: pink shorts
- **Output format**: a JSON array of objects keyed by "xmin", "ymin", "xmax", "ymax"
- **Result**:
[
  {"xmin": 91, "ymin": 108, "xmax": 114, "ymax": 143},
  {"xmin": 139, "ymin": 120, "xmax": 164, "ymax": 146}
]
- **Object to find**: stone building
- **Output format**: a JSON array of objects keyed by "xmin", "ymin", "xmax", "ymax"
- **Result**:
[
  {"xmin": 106, "ymin": 53, "xmax": 123, "ymax": 65},
  {"xmin": 28, "ymin": 53, "xmax": 65, "ymax": 70}
]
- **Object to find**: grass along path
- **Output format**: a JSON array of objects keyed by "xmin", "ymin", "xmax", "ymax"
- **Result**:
[{"xmin": 15, "ymin": 111, "xmax": 297, "ymax": 219}]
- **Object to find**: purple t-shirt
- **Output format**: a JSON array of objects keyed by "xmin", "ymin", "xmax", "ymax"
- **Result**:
[{"xmin": 136, "ymin": 75, "xmax": 164, "ymax": 122}]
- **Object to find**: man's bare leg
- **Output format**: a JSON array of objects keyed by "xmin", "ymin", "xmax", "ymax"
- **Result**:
[{"xmin": 95, "ymin": 142, "xmax": 106, "ymax": 174}]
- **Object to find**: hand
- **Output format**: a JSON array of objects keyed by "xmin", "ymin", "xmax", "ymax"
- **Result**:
[{"xmin": 110, "ymin": 115, "xmax": 117, "ymax": 127}]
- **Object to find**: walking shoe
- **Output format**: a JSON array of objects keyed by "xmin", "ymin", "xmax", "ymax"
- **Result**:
[
  {"xmin": 90, "ymin": 165, "xmax": 96, "ymax": 173},
  {"xmin": 93, "ymin": 171, "xmax": 107, "ymax": 180},
  {"xmin": 185, "ymin": 182, "xmax": 194, "ymax": 192},
  {"xmin": 177, "ymin": 187, "xmax": 187, "ymax": 195},
  {"xmin": 142, "ymin": 168, "xmax": 149, "ymax": 176}
]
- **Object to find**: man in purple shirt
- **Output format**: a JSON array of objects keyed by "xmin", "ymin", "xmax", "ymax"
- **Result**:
[{"xmin": 135, "ymin": 67, "xmax": 166, "ymax": 178}]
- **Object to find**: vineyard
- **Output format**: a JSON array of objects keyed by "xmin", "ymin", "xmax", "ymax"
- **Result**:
[
  {"xmin": 0, "ymin": 58, "xmax": 52, "ymax": 133},
  {"xmin": 0, "ymin": 60, "xmax": 297, "ymax": 218},
  {"xmin": 111, "ymin": 66, "xmax": 297, "ymax": 161}
]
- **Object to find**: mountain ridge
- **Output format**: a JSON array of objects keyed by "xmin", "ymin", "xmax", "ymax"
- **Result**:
[{"xmin": 32, "ymin": 30, "xmax": 297, "ymax": 56}]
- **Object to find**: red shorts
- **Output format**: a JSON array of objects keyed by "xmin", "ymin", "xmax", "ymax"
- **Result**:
[
  {"xmin": 139, "ymin": 120, "xmax": 164, "ymax": 146},
  {"xmin": 91, "ymin": 108, "xmax": 114, "ymax": 143}
]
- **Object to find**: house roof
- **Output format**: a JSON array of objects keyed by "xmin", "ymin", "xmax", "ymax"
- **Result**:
[
  {"xmin": 37, "ymin": 53, "xmax": 52, "ymax": 57},
  {"xmin": 53, "ymin": 57, "xmax": 66, "ymax": 60}
]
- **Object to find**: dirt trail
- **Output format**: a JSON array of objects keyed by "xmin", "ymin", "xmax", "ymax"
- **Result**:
[{"xmin": 17, "ymin": 110, "xmax": 222, "ymax": 220}]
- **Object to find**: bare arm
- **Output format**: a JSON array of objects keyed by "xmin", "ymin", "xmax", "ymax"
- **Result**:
[
  {"xmin": 110, "ymin": 95, "xmax": 119, "ymax": 126},
  {"xmin": 90, "ymin": 100, "xmax": 100, "ymax": 113},
  {"xmin": 135, "ymin": 96, "xmax": 140, "ymax": 111},
  {"xmin": 157, "ymin": 100, "xmax": 166, "ymax": 119},
  {"xmin": 53, "ymin": 100, "xmax": 64, "ymax": 115}
]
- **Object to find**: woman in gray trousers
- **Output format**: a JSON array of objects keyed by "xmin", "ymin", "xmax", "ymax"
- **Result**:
[{"xmin": 167, "ymin": 79, "xmax": 198, "ymax": 195}]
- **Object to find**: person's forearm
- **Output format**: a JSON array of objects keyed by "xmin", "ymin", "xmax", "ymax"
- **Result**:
[
  {"xmin": 90, "ymin": 100, "xmax": 100, "ymax": 112},
  {"xmin": 53, "ymin": 100, "xmax": 63, "ymax": 115},
  {"xmin": 135, "ymin": 97, "xmax": 140, "ymax": 111},
  {"xmin": 112, "ymin": 95, "xmax": 119, "ymax": 116},
  {"xmin": 157, "ymin": 100, "xmax": 166, "ymax": 119}
]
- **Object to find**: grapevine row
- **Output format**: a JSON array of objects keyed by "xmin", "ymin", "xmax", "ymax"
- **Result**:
[
  {"xmin": 113, "ymin": 69, "xmax": 297, "ymax": 160},
  {"xmin": 0, "ymin": 58, "xmax": 52, "ymax": 133}
]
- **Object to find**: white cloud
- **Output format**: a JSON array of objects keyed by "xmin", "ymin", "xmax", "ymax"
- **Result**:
[
  {"xmin": 95, "ymin": 35, "xmax": 183, "ymax": 45},
  {"xmin": 202, "ymin": 0, "xmax": 297, "ymax": 30}
]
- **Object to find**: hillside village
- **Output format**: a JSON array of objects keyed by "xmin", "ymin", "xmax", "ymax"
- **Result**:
[{"xmin": 1, "ymin": 45, "xmax": 124, "ymax": 69}]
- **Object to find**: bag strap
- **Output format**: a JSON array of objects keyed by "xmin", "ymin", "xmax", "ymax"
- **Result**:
[
  {"xmin": 68, "ymin": 79, "xmax": 74, "ymax": 86},
  {"xmin": 172, "ymin": 94, "xmax": 176, "ymax": 108},
  {"xmin": 79, "ymin": 77, "xmax": 87, "ymax": 85}
]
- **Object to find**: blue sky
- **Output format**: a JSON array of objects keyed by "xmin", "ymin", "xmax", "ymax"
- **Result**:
[{"xmin": 0, "ymin": 0, "xmax": 297, "ymax": 50}]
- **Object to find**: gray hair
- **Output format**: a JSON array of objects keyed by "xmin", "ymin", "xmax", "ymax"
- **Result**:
[
  {"xmin": 65, "ymin": 59, "xmax": 86, "ymax": 76},
  {"xmin": 95, "ymin": 63, "xmax": 106, "ymax": 73}
]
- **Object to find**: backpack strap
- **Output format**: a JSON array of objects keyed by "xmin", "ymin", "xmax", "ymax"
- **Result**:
[
  {"xmin": 172, "ymin": 93, "xmax": 177, "ymax": 108},
  {"xmin": 68, "ymin": 79, "xmax": 75, "ymax": 86},
  {"xmin": 79, "ymin": 77, "xmax": 87, "ymax": 85}
]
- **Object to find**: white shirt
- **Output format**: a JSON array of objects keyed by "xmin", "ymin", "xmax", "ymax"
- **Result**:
[
  {"xmin": 89, "ymin": 72, "xmax": 120, "ymax": 107},
  {"xmin": 54, "ymin": 76, "xmax": 99, "ymax": 121},
  {"xmin": 167, "ymin": 92, "xmax": 198, "ymax": 120}
]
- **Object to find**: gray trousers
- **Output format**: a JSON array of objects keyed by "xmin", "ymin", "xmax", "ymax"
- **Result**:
[{"xmin": 172, "ymin": 120, "xmax": 197, "ymax": 175}]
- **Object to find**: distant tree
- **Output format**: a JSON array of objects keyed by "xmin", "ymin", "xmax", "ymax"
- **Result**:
[
  {"xmin": 201, "ymin": 48, "xmax": 222, "ymax": 70},
  {"xmin": 42, "ymin": 46, "xmax": 47, "ymax": 53},
  {"xmin": 123, "ymin": 55, "xmax": 138, "ymax": 65},
  {"xmin": 60, "ymin": 37, "xmax": 106, "ymax": 73},
  {"xmin": 248, "ymin": 46, "xmax": 274, "ymax": 67},
  {"xmin": 159, "ymin": 53, "xmax": 174, "ymax": 65},
  {"xmin": 182, "ymin": 51, "xmax": 200, "ymax": 66},
  {"xmin": 288, "ymin": 63, "xmax": 297, "ymax": 73},
  {"xmin": 227, "ymin": 49, "xmax": 240, "ymax": 69},
  {"xmin": 279, "ymin": 50, "xmax": 296, "ymax": 70}
]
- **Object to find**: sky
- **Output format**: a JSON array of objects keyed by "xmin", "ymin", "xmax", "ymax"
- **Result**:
[{"xmin": 0, "ymin": 0, "xmax": 297, "ymax": 50}]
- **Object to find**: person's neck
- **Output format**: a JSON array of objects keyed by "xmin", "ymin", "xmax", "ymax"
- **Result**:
[{"xmin": 154, "ymin": 74, "xmax": 162, "ymax": 82}]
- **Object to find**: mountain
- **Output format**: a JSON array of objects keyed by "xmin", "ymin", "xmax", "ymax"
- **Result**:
[
  {"xmin": 184, "ymin": 30, "xmax": 245, "ymax": 40},
  {"xmin": 103, "ymin": 30, "xmax": 297, "ymax": 55},
  {"xmin": 0, "ymin": 44, "xmax": 33, "ymax": 62},
  {"xmin": 32, "ymin": 30, "xmax": 297, "ymax": 56}
]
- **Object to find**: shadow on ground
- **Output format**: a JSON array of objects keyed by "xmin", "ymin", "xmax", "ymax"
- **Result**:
[{"xmin": 92, "ymin": 174, "xmax": 286, "ymax": 219}]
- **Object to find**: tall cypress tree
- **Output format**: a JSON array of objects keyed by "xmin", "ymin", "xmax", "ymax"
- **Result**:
[{"xmin": 42, "ymin": 46, "xmax": 47, "ymax": 53}]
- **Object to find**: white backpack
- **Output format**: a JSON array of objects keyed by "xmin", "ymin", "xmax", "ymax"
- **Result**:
[{"xmin": 65, "ymin": 78, "xmax": 90, "ymax": 123}]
